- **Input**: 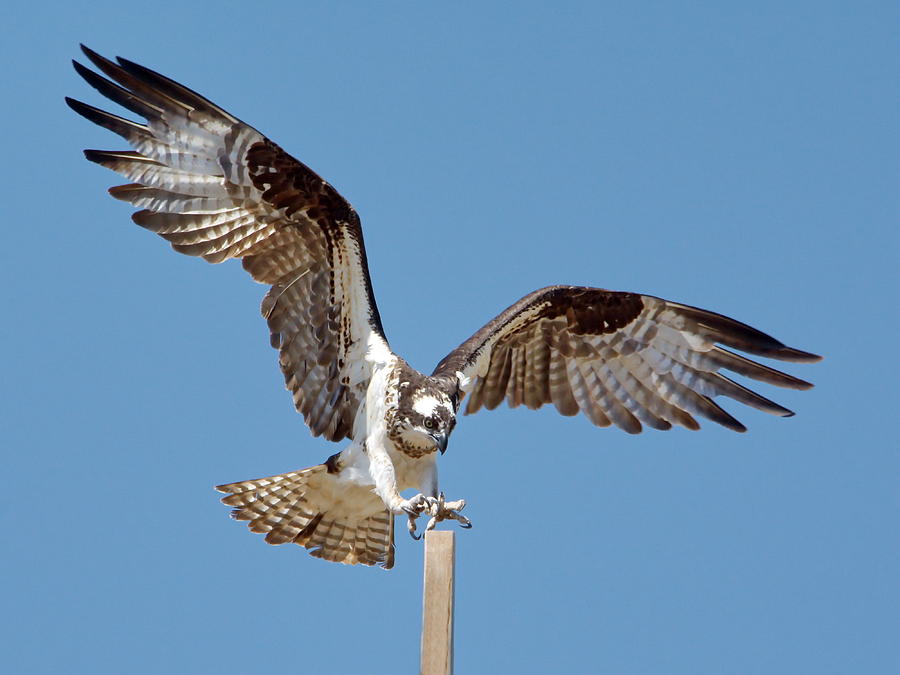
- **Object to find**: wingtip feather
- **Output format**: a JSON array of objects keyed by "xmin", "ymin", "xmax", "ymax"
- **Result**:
[
  {"xmin": 64, "ymin": 95, "xmax": 83, "ymax": 113},
  {"xmin": 79, "ymin": 43, "xmax": 105, "ymax": 66},
  {"xmin": 779, "ymin": 348, "xmax": 823, "ymax": 363},
  {"xmin": 65, "ymin": 96, "xmax": 99, "ymax": 121},
  {"xmin": 71, "ymin": 59, "xmax": 91, "ymax": 80}
]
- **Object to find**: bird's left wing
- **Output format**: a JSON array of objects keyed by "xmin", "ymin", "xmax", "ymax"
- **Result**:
[
  {"xmin": 433, "ymin": 286, "xmax": 820, "ymax": 433},
  {"xmin": 67, "ymin": 46, "xmax": 390, "ymax": 442}
]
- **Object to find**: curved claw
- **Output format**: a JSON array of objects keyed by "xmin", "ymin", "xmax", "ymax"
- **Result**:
[
  {"xmin": 405, "ymin": 511, "xmax": 421, "ymax": 540},
  {"xmin": 403, "ymin": 509, "xmax": 419, "ymax": 541},
  {"xmin": 445, "ymin": 511, "xmax": 471, "ymax": 529},
  {"xmin": 401, "ymin": 493, "xmax": 428, "ymax": 541}
]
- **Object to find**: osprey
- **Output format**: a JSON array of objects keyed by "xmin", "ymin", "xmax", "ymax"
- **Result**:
[{"xmin": 68, "ymin": 46, "xmax": 820, "ymax": 569}]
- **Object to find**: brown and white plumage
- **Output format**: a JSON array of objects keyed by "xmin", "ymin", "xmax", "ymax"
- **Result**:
[
  {"xmin": 68, "ymin": 46, "xmax": 385, "ymax": 444},
  {"xmin": 217, "ymin": 467, "xmax": 395, "ymax": 568},
  {"xmin": 434, "ymin": 286, "xmax": 819, "ymax": 434},
  {"xmin": 69, "ymin": 47, "xmax": 820, "ymax": 570}
]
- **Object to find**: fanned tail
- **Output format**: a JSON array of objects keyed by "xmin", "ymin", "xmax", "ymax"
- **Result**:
[{"xmin": 216, "ymin": 465, "xmax": 395, "ymax": 569}]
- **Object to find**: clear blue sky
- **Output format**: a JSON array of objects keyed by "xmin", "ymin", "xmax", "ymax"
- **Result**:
[{"xmin": 3, "ymin": 2, "xmax": 897, "ymax": 673}]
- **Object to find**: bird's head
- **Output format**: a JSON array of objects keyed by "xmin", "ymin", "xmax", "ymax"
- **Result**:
[{"xmin": 390, "ymin": 379, "xmax": 459, "ymax": 456}]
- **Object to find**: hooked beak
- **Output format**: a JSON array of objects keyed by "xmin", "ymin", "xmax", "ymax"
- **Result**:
[{"xmin": 430, "ymin": 432, "xmax": 449, "ymax": 454}]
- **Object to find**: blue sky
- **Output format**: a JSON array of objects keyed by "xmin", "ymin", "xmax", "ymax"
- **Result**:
[{"xmin": 2, "ymin": 2, "xmax": 898, "ymax": 673}]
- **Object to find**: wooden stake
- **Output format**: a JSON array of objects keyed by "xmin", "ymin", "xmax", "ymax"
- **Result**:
[{"xmin": 420, "ymin": 530, "xmax": 455, "ymax": 675}]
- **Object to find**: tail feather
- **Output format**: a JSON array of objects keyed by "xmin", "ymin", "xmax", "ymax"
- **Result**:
[{"xmin": 216, "ymin": 465, "xmax": 394, "ymax": 569}]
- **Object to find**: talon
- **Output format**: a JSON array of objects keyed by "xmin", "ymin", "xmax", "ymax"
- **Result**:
[
  {"xmin": 407, "ymin": 514, "xmax": 421, "ymax": 541},
  {"xmin": 444, "ymin": 509, "xmax": 471, "ymax": 529},
  {"xmin": 400, "ymin": 494, "xmax": 428, "ymax": 541}
]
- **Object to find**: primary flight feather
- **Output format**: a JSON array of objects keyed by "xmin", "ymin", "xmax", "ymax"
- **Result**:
[{"xmin": 68, "ymin": 45, "xmax": 820, "ymax": 569}]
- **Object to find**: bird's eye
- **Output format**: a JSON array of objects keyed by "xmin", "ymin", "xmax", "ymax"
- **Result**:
[{"xmin": 424, "ymin": 418, "xmax": 434, "ymax": 429}]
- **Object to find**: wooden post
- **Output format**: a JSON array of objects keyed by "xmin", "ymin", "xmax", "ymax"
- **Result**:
[{"xmin": 420, "ymin": 530, "xmax": 455, "ymax": 675}]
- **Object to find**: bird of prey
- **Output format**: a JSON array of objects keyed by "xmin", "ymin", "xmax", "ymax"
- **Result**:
[{"xmin": 68, "ymin": 46, "xmax": 820, "ymax": 569}]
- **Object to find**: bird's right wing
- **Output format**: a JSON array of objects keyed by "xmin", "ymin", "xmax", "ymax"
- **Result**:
[{"xmin": 68, "ymin": 46, "xmax": 392, "ymax": 442}]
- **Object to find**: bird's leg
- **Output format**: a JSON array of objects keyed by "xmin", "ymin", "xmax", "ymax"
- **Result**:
[{"xmin": 366, "ymin": 435, "xmax": 428, "ymax": 537}]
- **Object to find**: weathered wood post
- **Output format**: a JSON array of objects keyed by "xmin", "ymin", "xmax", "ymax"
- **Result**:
[{"xmin": 420, "ymin": 530, "xmax": 455, "ymax": 675}]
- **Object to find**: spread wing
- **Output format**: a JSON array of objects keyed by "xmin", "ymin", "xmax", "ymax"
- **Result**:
[
  {"xmin": 67, "ymin": 45, "xmax": 390, "ymax": 442},
  {"xmin": 433, "ymin": 286, "xmax": 821, "ymax": 433}
]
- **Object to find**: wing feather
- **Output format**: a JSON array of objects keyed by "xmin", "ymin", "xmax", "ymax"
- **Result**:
[
  {"xmin": 433, "ymin": 286, "xmax": 819, "ymax": 433},
  {"xmin": 84, "ymin": 150, "xmax": 227, "ymax": 195},
  {"xmin": 569, "ymin": 360, "xmax": 614, "ymax": 427},
  {"xmin": 109, "ymin": 184, "xmax": 236, "ymax": 214},
  {"xmin": 601, "ymin": 358, "xmax": 672, "ymax": 431},
  {"xmin": 69, "ymin": 47, "xmax": 390, "ymax": 442},
  {"xmin": 548, "ymin": 348, "xmax": 579, "ymax": 416},
  {"xmin": 481, "ymin": 346, "xmax": 513, "ymax": 411},
  {"xmin": 523, "ymin": 337, "xmax": 550, "ymax": 409}
]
